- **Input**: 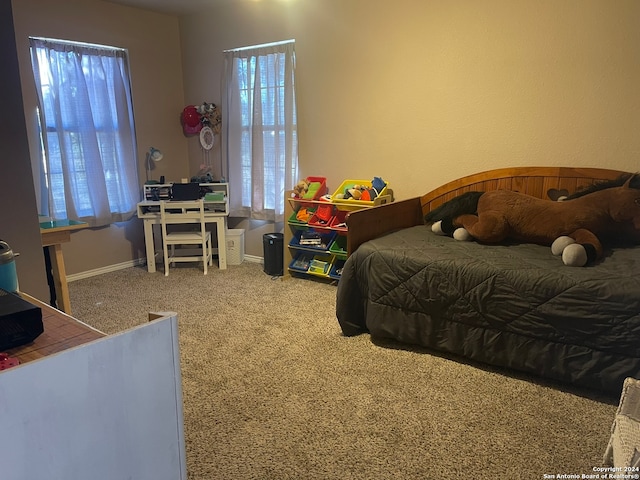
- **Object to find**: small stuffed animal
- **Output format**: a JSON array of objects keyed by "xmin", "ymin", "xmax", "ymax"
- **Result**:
[
  {"xmin": 347, "ymin": 186, "xmax": 363, "ymax": 199},
  {"xmin": 293, "ymin": 180, "xmax": 309, "ymax": 198}
]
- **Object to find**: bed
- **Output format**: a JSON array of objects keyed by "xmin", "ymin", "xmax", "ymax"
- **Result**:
[{"xmin": 336, "ymin": 167, "xmax": 640, "ymax": 394}]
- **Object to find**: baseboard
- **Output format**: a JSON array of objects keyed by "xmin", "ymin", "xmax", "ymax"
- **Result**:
[
  {"xmin": 242, "ymin": 254, "xmax": 263, "ymax": 264},
  {"xmin": 67, "ymin": 255, "xmax": 263, "ymax": 282},
  {"xmin": 67, "ymin": 258, "xmax": 146, "ymax": 282}
]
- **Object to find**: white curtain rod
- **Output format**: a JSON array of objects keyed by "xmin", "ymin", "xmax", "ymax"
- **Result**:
[{"xmin": 224, "ymin": 39, "xmax": 295, "ymax": 53}]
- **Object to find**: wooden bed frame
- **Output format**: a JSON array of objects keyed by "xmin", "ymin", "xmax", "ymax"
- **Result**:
[{"xmin": 346, "ymin": 166, "xmax": 630, "ymax": 255}]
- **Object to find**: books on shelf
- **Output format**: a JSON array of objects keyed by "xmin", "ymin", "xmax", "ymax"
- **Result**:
[{"xmin": 299, "ymin": 231, "xmax": 322, "ymax": 246}]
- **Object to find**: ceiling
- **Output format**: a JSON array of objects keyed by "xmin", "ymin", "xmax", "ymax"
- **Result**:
[{"xmin": 104, "ymin": 0, "xmax": 230, "ymax": 16}]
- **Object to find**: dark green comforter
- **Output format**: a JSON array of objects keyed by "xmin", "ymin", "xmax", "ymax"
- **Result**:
[{"xmin": 336, "ymin": 225, "xmax": 640, "ymax": 394}]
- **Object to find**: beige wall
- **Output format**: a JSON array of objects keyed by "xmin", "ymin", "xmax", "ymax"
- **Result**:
[
  {"xmin": 181, "ymin": 0, "xmax": 640, "ymax": 193},
  {"xmin": 1, "ymin": 0, "xmax": 48, "ymax": 300},
  {"xmin": 178, "ymin": 0, "xmax": 640, "ymax": 257},
  {"xmin": 9, "ymin": 0, "xmax": 640, "ymax": 275},
  {"xmin": 11, "ymin": 0, "xmax": 188, "ymax": 275}
]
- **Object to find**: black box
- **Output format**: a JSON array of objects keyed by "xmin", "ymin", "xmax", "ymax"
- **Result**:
[
  {"xmin": 263, "ymin": 233, "xmax": 284, "ymax": 276},
  {"xmin": 0, "ymin": 289, "xmax": 43, "ymax": 350}
]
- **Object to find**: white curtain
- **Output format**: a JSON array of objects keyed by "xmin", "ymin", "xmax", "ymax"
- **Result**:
[
  {"xmin": 222, "ymin": 41, "xmax": 298, "ymax": 222},
  {"xmin": 30, "ymin": 38, "xmax": 139, "ymax": 227}
]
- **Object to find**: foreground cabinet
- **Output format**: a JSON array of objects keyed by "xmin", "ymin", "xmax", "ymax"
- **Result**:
[{"xmin": 1, "ymin": 304, "xmax": 186, "ymax": 480}]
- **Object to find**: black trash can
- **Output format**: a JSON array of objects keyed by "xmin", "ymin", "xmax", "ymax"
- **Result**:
[{"xmin": 263, "ymin": 233, "xmax": 284, "ymax": 276}]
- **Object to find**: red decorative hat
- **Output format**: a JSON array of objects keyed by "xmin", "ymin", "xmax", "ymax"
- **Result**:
[{"xmin": 181, "ymin": 105, "xmax": 203, "ymax": 136}]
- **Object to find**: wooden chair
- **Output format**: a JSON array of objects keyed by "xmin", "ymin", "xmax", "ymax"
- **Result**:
[{"xmin": 159, "ymin": 200, "xmax": 213, "ymax": 276}]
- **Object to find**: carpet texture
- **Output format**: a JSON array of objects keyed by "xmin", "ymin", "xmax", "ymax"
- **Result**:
[{"xmin": 69, "ymin": 262, "xmax": 618, "ymax": 479}]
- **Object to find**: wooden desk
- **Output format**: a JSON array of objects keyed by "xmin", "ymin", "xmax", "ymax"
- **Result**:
[
  {"xmin": 39, "ymin": 218, "xmax": 88, "ymax": 315},
  {"xmin": 5, "ymin": 293, "xmax": 104, "ymax": 365}
]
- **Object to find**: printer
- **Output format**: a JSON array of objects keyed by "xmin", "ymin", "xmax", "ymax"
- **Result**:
[{"xmin": 0, "ymin": 289, "xmax": 43, "ymax": 351}]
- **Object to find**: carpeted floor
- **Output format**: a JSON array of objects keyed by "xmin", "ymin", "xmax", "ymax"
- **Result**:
[{"xmin": 69, "ymin": 261, "xmax": 618, "ymax": 480}]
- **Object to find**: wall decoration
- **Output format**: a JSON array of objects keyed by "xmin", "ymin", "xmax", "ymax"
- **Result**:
[{"xmin": 181, "ymin": 102, "xmax": 222, "ymax": 180}]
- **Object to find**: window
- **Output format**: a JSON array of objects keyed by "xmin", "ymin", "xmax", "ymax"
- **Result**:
[
  {"xmin": 29, "ymin": 37, "xmax": 139, "ymax": 227},
  {"xmin": 222, "ymin": 40, "xmax": 298, "ymax": 222}
]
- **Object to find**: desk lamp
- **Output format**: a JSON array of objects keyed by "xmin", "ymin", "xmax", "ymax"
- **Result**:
[{"xmin": 145, "ymin": 147, "xmax": 164, "ymax": 184}]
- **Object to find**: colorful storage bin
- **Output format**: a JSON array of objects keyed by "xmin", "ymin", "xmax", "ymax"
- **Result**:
[
  {"xmin": 289, "ymin": 229, "xmax": 336, "ymax": 252},
  {"xmin": 289, "ymin": 207, "xmax": 315, "ymax": 227},
  {"xmin": 329, "ymin": 210, "xmax": 348, "ymax": 231},
  {"xmin": 329, "ymin": 259, "xmax": 346, "ymax": 280},
  {"xmin": 289, "ymin": 252, "xmax": 314, "ymax": 273},
  {"xmin": 308, "ymin": 204, "xmax": 335, "ymax": 229},
  {"xmin": 331, "ymin": 177, "xmax": 389, "ymax": 210},
  {"xmin": 294, "ymin": 176, "xmax": 328, "ymax": 201},
  {"xmin": 328, "ymin": 235, "xmax": 348, "ymax": 260},
  {"xmin": 307, "ymin": 254, "xmax": 334, "ymax": 277}
]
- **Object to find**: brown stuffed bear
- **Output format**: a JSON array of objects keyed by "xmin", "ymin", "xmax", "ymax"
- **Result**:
[{"xmin": 293, "ymin": 180, "xmax": 309, "ymax": 198}]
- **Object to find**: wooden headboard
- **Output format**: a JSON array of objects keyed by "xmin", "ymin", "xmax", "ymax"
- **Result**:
[
  {"xmin": 419, "ymin": 166, "xmax": 628, "ymax": 217},
  {"xmin": 347, "ymin": 166, "xmax": 630, "ymax": 255}
]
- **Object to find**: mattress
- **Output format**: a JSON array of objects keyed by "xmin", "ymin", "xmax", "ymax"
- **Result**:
[{"xmin": 336, "ymin": 225, "xmax": 640, "ymax": 393}]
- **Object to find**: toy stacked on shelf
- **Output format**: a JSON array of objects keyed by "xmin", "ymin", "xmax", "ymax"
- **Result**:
[{"xmin": 285, "ymin": 176, "xmax": 393, "ymax": 282}]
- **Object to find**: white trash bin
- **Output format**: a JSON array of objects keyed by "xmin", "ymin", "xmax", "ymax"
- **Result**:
[{"xmin": 226, "ymin": 229, "xmax": 245, "ymax": 265}]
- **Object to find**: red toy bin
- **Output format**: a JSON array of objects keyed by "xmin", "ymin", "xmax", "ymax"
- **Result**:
[
  {"xmin": 308, "ymin": 203, "xmax": 334, "ymax": 229},
  {"xmin": 294, "ymin": 176, "xmax": 327, "ymax": 201},
  {"xmin": 308, "ymin": 213, "xmax": 333, "ymax": 229},
  {"xmin": 304, "ymin": 176, "xmax": 327, "ymax": 200},
  {"xmin": 329, "ymin": 210, "xmax": 348, "ymax": 232}
]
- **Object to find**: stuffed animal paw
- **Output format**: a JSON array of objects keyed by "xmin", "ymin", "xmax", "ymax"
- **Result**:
[
  {"xmin": 453, "ymin": 228, "xmax": 472, "ymax": 241},
  {"xmin": 431, "ymin": 221, "xmax": 472, "ymax": 241},
  {"xmin": 551, "ymin": 236, "xmax": 575, "ymax": 256},
  {"xmin": 432, "ymin": 221, "xmax": 445, "ymax": 235},
  {"xmin": 551, "ymin": 236, "xmax": 588, "ymax": 266},
  {"xmin": 562, "ymin": 244, "xmax": 589, "ymax": 267}
]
